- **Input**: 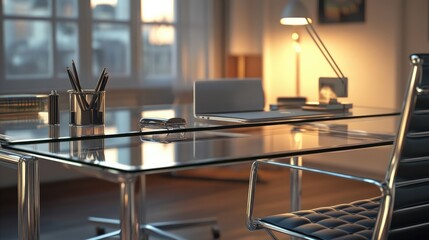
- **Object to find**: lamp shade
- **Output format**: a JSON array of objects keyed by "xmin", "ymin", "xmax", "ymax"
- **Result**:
[{"xmin": 280, "ymin": 0, "xmax": 310, "ymax": 25}]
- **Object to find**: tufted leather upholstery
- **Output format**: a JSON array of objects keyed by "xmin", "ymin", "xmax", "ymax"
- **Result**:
[{"xmin": 261, "ymin": 197, "xmax": 380, "ymax": 240}]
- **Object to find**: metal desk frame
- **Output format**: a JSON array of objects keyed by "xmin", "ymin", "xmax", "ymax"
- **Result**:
[{"xmin": 0, "ymin": 149, "xmax": 39, "ymax": 240}]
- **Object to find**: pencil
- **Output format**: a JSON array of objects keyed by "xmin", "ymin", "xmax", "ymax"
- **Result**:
[
  {"xmin": 66, "ymin": 67, "xmax": 86, "ymax": 111},
  {"xmin": 90, "ymin": 69, "xmax": 108, "ymax": 109},
  {"xmin": 71, "ymin": 60, "xmax": 83, "ymax": 92},
  {"xmin": 99, "ymin": 73, "xmax": 109, "ymax": 91},
  {"xmin": 70, "ymin": 61, "xmax": 89, "ymax": 110},
  {"xmin": 92, "ymin": 73, "xmax": 109, "ymax": 110},
  {"xmin": 94, "ymin": 68, "xmax": 106, "ymax": 92}
]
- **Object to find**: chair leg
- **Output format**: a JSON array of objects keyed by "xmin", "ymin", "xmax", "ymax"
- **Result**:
[
  {"xmin": 86, "ymin": 229, "xmax": 120, "ymax": 240},
  {"xmin": 150, "ymin": 217, "xmax": 217, "ymax": 230},
  {"xmin": 88, "ymin": 217, "xmax": 120, "ymax": 228},
  {"xmin": 143, "ymin": 225, "xmax": 186, "ymax": 240},
  {"xmin": 88, "ymin": 216, "xmax": 220, "ymax": 239},
  {"xmin": 150, "ymin": 217, "xmax": 220, "ymax": 239}
]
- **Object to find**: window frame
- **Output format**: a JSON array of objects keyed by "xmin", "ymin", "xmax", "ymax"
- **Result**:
[{"xmin": 0, "ymin": 0, "xmax": 178, "ymax": 94}]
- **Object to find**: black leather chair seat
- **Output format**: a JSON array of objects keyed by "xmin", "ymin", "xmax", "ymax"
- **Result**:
[{"xmin": 260, "ymin": 197, "xmax": 380, "ymax": 240}]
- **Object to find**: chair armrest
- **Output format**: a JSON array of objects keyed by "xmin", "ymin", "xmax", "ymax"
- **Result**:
[
  {"xmin": 246, "ymin": 158, "xmax": 386, "ymax": 231},
  {"xmin": 259, "ymin": 159, "xmax": 384, "ymax": 187}
]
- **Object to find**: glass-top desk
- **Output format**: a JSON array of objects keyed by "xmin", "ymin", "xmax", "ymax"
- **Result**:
[
  {"xmin": 0, "ymin": 104, "xmax": 398, "ymax": 145},
  {"xmin": 2, "ymin": 114, "xmax": 399, "ymax": 239}
]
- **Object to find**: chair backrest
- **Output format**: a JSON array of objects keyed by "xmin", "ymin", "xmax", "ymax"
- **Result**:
[{"xmin": 375, "ymin": 54, "xmax": 429, "ymax": 239}]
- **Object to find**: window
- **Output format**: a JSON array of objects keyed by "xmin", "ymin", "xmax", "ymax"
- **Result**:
[
  {"xmin": 141, "ymin": 0, "xmax": 176, "ymax": 82},
  {"xmin": 0, "ymin": 0, "xmax": 177, "ymax": 93},
  {"xmin": 92, "ymin": 0, "xmax": 131, "ymax": 77},
  {"xmin": 3, "ymin": 0, "xmax": 78, "ymax": 81}
]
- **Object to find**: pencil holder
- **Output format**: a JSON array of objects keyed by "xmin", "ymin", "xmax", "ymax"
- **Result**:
[
  {"xmin": 68, "ymin": 89, "xmax": 105, "ymax": 126},
  {"xmin": 69, "ymin": 125, "xmax": 105, "ymax": 161}
]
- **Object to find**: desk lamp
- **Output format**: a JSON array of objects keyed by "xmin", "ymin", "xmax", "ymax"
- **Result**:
[{"xmin": 280, "ymin": 0, "xmax": 352, "ymax": 111}]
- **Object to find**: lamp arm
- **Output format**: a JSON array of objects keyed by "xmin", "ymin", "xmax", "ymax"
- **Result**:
[{"xmin": 304, "ymin": 18, "xmax": 346, "ymax": 83}]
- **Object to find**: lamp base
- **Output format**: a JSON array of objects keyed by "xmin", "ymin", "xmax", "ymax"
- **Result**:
[
  {"xmin": 270, "ymin": 96, "xmax": 307, "ymax": 110},
  {"xmin": 302, "ymin": 101, "xmax": 353, "ymax": 112}
]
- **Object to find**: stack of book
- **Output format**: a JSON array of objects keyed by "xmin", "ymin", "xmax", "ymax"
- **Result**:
[{"xmin": 0, "ymin": 94, "xmax": 49, "ymax": 116}]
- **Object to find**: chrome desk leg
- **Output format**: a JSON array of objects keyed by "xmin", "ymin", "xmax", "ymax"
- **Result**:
[
  {"xmin": 119, "ymin": 175, "xmax": 145, "ymax": 240},
  {"xmin": 90, "ymin": 174, "xmax": 218, "ymax": 239},
  {"xmin": 137, "ymin": 175, "xmax": 148, "ymax": 240},
  {"xmin": 290, "ymin": 156, "xmax": 302, "ymax": 212},
  {"xmin": 290, "ymin": 156, "xmax": 302, "ymax": 240},
  {"xmin": 18, "ymin": 155, "xmax": 40, "ymax": 240}
]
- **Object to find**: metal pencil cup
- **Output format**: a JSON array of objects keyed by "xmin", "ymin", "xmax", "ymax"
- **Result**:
[
  {"xmin": 68, "ymin": 90, "xmax": 105, "ymax": 126},
  {"xmin": 69, "ymin": 125, "xmax": 105, "ymax": 161}
]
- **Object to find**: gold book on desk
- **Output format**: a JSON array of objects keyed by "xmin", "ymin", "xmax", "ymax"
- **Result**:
[{"xmin": 0, "ymin": 94, "xmax": 49, "ymax": 115}]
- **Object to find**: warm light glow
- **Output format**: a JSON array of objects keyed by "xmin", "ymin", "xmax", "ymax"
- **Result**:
[
  {"xmin": 39, "ymin": 112, "xmax": 48, "ymax": 123},
  {"xmin": 141, "ymin": 109, "xmax": 176, "ymax": 168},
  {"xmin": 141, "ymin": 0, "xmax": 175, "ymax": 23},
  {"xmin": 292, "ymin": 32, "xmax": 301, "ymax": 53},
  {"xmin": 293, "ymin": 132, "xmax": 303, "ymax": 148},
  {"xmin": 141, "ymin": 109, "xmax": 175, "ymax": 119},
  {"xmin": 319, "ymin": 86, "xmax": 338, "ymax": 103},
  {"xmin": 104, "ymin": 148, "xmax": 118, "ymax": 162},
  {"xmin": 280, "ymin": 17, "xmax": 311, "ymax": 25},
  {"xmin": 91, "ymin": 0, "xmax": 117, "ymax": 8},
  {"xmin": 291, "ymin": 32, "xmax": 300, "ymax": 41},
  {"xmin": 104, "ymin": 126, "xmax": 118, "ymax": 134},
  {"xmin": 148, "ymin": 25, "xmax": 174, "ymax": 45}
]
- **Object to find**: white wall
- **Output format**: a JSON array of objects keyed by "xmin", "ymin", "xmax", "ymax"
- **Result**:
[
  {"xmin": 261, "ymin": 0, "xmax": 429, "ymax": 109},
  {"xmin": 228, "ymin": 0, "xmax": 263, "ymax": 54}
]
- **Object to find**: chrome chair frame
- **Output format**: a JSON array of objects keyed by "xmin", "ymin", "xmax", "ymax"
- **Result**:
[{"xmin": 246, "ymin": 54, "xmax": 429, "ymax": 240}]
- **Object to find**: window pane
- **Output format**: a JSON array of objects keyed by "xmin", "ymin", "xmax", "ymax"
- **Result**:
[
  {"xmin": 56, "ymin": 0, "xmax": 78, "ymax": 18},
  {"xmin": 141, "ymin": 0, "xmax": 175, "ymax": 23},
  {"xmin": 91, "ymin": 0, "xmax": 130, "ymax": 21},
  {"xmin": 4, "ymin": 20, "xmax": 52, "ymax": 78},
  {"xmin": 141, "ymin": 25, "xmax": 175, "ymax": 78},
  {"xmin": 56, "ymin": 22, "xmax": 78, "ymax": 75},
  {"xmin": 3, "ymin": 0, "xmax": 51, "ymax": 17},
  {"xmin": 93, "ymin": 23, "xmax": 130, "ymax": 76}
]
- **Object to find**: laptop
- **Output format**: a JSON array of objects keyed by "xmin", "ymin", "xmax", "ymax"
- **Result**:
[{"xmin": 193, "ymin": 79, "xmax": 330, "ymax": 123}]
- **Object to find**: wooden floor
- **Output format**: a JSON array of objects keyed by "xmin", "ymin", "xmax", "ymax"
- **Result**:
[{"xmin": 0, "ymin": 163, "xmax": 379, "ymax": 240}]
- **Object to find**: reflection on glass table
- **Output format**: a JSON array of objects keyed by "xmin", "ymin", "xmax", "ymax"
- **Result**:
[
  {"xmin": 4, "ymin": 116, "xmax": 398, "ymax": 239},
  {"xmin": 5, "ymin": 116, "xmax": 397, "ymax": 173},
  {"xmin": 0, "ymin": 104, "xmax": 399, "ymax": 145}
]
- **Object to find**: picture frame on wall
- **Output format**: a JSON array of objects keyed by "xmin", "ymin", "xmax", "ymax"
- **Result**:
[{"xmin": 318, "ymin": 0, "xmax": 365, "ymax": 24}]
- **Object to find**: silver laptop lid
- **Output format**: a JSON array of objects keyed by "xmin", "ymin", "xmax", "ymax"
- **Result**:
[{"xmin": 194, "ymin": 79, "xmax": 265, "ymax": 115}]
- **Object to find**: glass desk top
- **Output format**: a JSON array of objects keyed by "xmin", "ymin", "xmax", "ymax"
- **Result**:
[
  {"xmin": 0, "ymin": 104, "xmax": 398, "ymax": 145},
  {"xmin": 4, "ymin": 116, "xmax": 398, "ymax": 175}
]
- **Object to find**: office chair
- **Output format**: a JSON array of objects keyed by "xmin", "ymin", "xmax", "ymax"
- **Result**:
[{"xmin": 246, "ymin": 53, "xmax": 429, "ymax": 240}]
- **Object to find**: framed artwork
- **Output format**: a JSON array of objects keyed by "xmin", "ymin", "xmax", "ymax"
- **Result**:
[{"xmin": 318, "ymin": 0, "xmax": 365, "ymax": 24}]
